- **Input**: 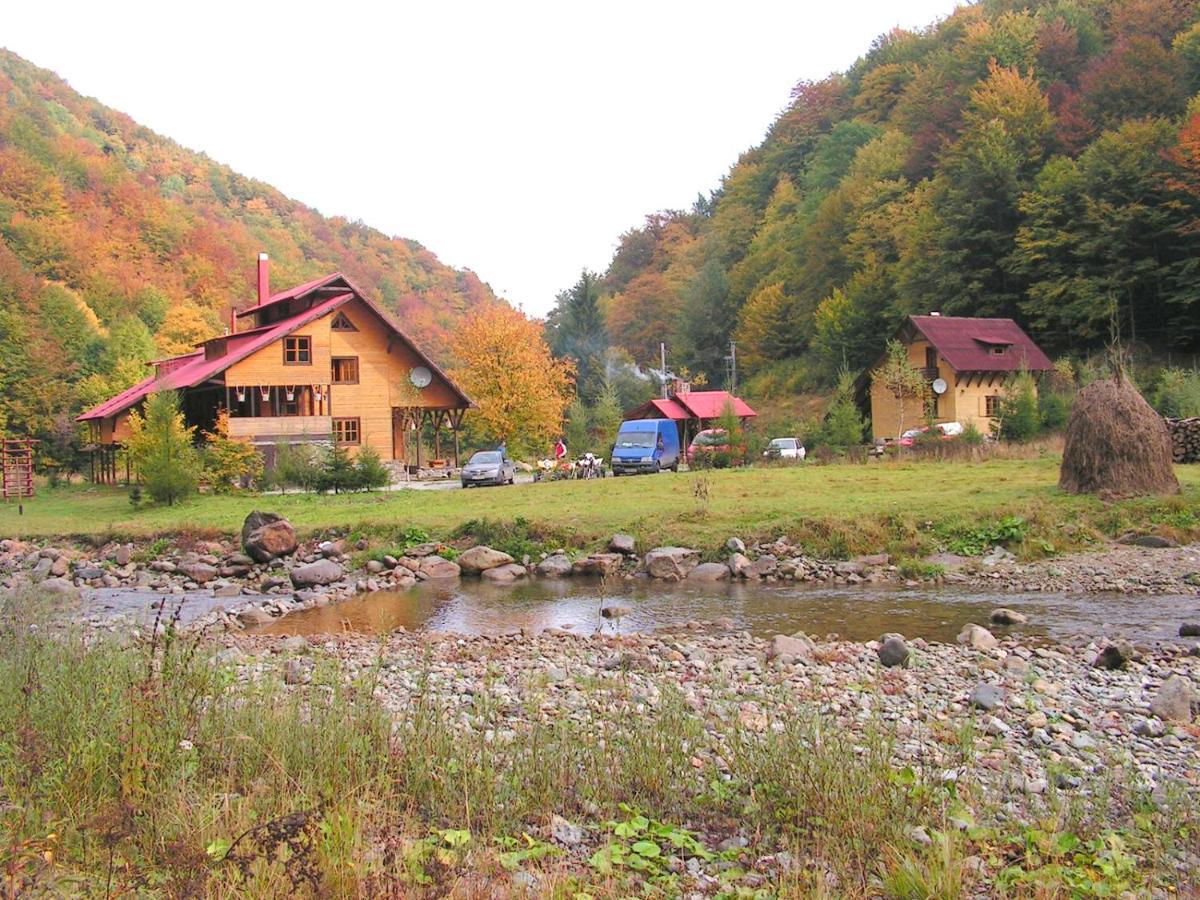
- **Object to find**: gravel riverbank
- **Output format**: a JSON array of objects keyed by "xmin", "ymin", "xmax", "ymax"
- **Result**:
[{"xmin": 226, "ymin": 624, "xmax": 1200, "ymax": 893}]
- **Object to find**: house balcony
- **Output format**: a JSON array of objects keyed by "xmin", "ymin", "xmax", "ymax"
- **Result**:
[{"xmin": 227, "ymin": 415, "xmax": 333, "ymax": 444}]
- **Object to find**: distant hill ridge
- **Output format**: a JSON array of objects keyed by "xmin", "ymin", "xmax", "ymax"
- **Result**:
[{"xmin": 0, "ymin": 47, "xmax": 498, "ymax": 448}]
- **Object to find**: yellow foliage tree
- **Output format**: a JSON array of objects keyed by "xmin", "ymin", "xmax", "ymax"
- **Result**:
[
  {"xmin": 156, "ymin": 302, "xmax": 217, "ymax": 356},
  {"xmin": 453, "ymin": 305, "xmax": 575, "ymax": 457}
]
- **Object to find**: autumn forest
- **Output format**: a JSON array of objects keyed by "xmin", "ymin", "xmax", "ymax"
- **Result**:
[
  {"xmin": 548, "ymin": 0, "xmax": 1200, "ymax": 403},
  {"xmin": 5, "ymin": 0, "xmax": 1200, "ymax": 464}
]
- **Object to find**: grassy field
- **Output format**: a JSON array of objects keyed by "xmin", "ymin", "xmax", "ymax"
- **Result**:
[{"xmin": 3, "ymin": 456, "xmax": 1199, "ymax": 559}]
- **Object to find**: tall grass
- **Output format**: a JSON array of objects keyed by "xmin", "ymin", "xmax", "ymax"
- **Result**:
[{"xmin": 2, "ymin": 610, "xmax": 1197, "ymax": 896}]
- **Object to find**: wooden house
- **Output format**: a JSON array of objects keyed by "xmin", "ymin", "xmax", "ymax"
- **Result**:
[
  {"xmin": 78, "ymin": 255, "xmax": 473, "ymax": 482},
  {"xmin": 866, "ymin": 315, "xmax": 1053, "ymax": 440}
]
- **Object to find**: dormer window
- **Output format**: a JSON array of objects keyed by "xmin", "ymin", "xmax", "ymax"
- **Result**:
[
  {"xmin": 990, "ymin": 345, "xmax": 1007, "ymax": 356},
  {"xmin": 331, "ymin": 312, "xmax": 357, "ymax": 332}
]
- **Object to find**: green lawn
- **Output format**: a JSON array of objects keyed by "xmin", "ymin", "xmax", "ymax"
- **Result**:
[{"xmin": 4, "ymin": 457, "xmax": 1199, "ymax": 558}]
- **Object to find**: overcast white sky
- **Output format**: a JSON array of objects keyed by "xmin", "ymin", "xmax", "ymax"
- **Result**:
[{"xmin": 4, "ymin": 0, "xmax": 961, "ymax": 315}]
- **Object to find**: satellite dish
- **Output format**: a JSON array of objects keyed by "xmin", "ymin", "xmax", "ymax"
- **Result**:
[
  {"xmin": 931, "ymin": 378, "xmax": 948, "ymax": 395},
  {"xmin": 410, "ymin": 366, "xmax": 433, "ymax": 389}
]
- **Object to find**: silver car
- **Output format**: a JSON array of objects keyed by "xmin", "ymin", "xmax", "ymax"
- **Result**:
[{"xmin": 460, "ymin": 450, "xmax": 515, "ymax": 487}]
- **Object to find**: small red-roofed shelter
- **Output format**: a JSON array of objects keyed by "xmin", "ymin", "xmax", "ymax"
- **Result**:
[{"xmin": 625, "ymin": 387, "xmax": 757, "ymax": 447}]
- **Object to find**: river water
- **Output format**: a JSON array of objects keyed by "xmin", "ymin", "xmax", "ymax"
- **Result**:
[{"xmin": 242, "ymin": 578, "xmax": 1199, "ymax": 644}]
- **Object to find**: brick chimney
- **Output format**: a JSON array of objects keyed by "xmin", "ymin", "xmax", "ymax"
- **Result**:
[{"xmin": 257, "ymin": 253, "xmax": 270, "ymax": 305}]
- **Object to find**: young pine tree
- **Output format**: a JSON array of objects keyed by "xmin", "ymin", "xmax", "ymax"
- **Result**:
[
  {"xmin": 125, "ymin": 391, "xmax": 199, "ymax": 506},
  {"xmin": 354, "ymin": 445, "xmax": 391, "ymax": 491},
  {"xmin": 317, "ymin": 444, "xmax": 362, "ymax": 494}
]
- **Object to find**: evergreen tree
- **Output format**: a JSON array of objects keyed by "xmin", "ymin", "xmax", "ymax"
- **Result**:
[
  {"xmin": 354, "ymin": 445, "xmax": 391, "ymax": 491},
  {"xmin": 317, "ymin": 444, "xmax": 361, "ymax": 494},
  {"xmin": 546, "ymin": 270, "xmax": 609, "ymax": 402},
  {"xmin": 589, "ymin": 381, "xmax": 624, "ymax": 450},
  {"xmin": 125, "ymin": 391, "xmax": 199, "ymax": 505},
  {"xmin": 676, "ymin": 258, "xmax": 735, "ymax": 384}
]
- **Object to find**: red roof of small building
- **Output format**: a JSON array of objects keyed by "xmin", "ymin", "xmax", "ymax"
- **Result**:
[
  {"xmin": 78, "ymin": 276, "xmax": 472, "ymax": 422},
  {"xmin": 908, "ymin": 316, "xmax": 1053, "ymax": 373},
  {"xmin": 626, "ymin": 390, "xmax": 757, "ymax": 422}
]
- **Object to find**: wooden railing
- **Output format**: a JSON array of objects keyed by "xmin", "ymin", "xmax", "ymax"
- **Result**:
[{"xmin": 226, "ymin": 416, "xmax": 333, "ymax": 442}]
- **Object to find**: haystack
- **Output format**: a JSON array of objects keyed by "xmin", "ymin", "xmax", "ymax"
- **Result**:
[{"xmin": 1059, "ymin": 376, "xmax": 1178, "ymax": 497}]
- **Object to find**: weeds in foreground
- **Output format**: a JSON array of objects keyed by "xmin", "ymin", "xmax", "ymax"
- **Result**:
[{"xmin": 1, "ymin": 616, "xmax": 1196, "ymax": 897}]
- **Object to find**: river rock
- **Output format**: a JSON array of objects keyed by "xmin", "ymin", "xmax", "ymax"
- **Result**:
[
  {"xmin": 1092, "ymin": 640, "xmax": 1137, "ymax": 670},
  {"xmin": 458, "ymin": 546, "xmax": 515, "ymax": 574},
  {"xmin": 536, "ymin": 554, "xmax": 573, "ymax": 578},
  {"xmin": 550, "ymin": 814, "xmax": 583, "ymax": 846},
  {"xmin": 1150, "ymin": 675, "xmax": 1195, "ymax": 722},
  {"xmin": 237, "ymin": 606, "xmax": 275, "ymax": 627},
  {"xmin": 31, "ymin": 557, "xmax": 53, "ymax": 579},
  {"xmin": 834, "ymin": 561, "xmax": 864, "ymax": 576},
  {"xmin": 41, "ymin": 577, "xmax": 76, "ymax": 596},
  {"xmin": 957, "ymin": 624, "xmax": 998, "ymax": 651},
  {"xmin": 726, "ymin": 537, "xmax": 746, "ymax": 554},
  {"xmin": 481, "ymin": 563, "xmax": 527, "ymax": 583},
  {"xmin": 608, "ymin": 534, "xmax": 637, "ymax": 556},
  {"xmin": 179, "ymin": 562, "xmax": 218, "ymax": 584},
  {"xmin": 49, "ymin": 556, "xmax": 69, "ymax": 577},
  {"xmin": 877, "ymin": 634, "xmax": 910, "ymax": 668},
  {"xmin": 242, "ymin": 512, "xmax": 297, "ymax": 563},
  {"xmin": 990, "ymin": 608, "xmax": 1027, "ymax": 625},
  {"xmin": 114, "ymin": 544, "xmax": 132, "ymax": 566},
  {"xmin": 290, "ymin": 558, "xmax": 345, "ymax": 587},
  {"xmin": 572, "ymin": 553, "xmax": 623, "ymax": 577},
  {"xmin": 419, "ymin": 556, "xmax": 461, "ymax": 579},
  {"xmin": 747, "ymin": 555, "xmax": 778, "ymax": 579},
  {"xmin": 969, "ymin": 683, "xmax": 1004, "ymax": 711},
  {"xmin": 767, "ymin": 634, "xmax": 814, "ymax": 663},
  {"xmin": 283, "ymin": 658, "xmax": 310, "ymax": 685},
  {"xmin": 688, "ymin": 562, "xmax": 730, "ymax": 581},
  {"xmin": 1179, "ymin": 623, "xmax": 1200, "ymax": 637},
  {"xmin": 644, "ymin": 547, "xmax": 700, "ymax": 580},
  {"xmin": 1119, "ymin": 533, "xmax": 1176, "ymax": 548},
  {"xmin": 856, "ymin": 553, "xmax": 890, "ymax": 567},
  {"xmin": 601, "ymin": 604, "xmax": 632, "ymax": 620},
  {"xmin": 728, "ymin": 552, "xmax": 753, "ymax": 577}
]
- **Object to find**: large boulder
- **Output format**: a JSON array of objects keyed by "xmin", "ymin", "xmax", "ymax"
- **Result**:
[
  {"xmin": 290, "ymin": 558, "xmax": 345, "ymax": 587},
  {"xmin": 877, "ymin": 634, "xmax": 910, "ymax": 668},
  {"xmin": 241, "ymin": 511, "xmax": 297, "ymax": 563},
  {"xmin": 609, "ymin": 534, "xmax": 637, "ymax": 555},
  {"xmin": 767, "ymin": 633, "xmax": 814, "ymax": 662},
  {"xmin": 644, "ymin": 547, "xmax": 700, "ymax": 580},
  {"xmin": 956, "ymin": 623, "xmax": 998, "ymax": 651},
  {"xmin": 178, "ymin": 562, "xmax": 218, "ymax": 585},
  {"xmin": 419, "ymin": 556, "xmax": 461, "ymax": 579},
  {"xmin": 536, "ymin": 554, "xmax": 573, "ymax": 578},
  {"xmin": 688, "ymin": 562, "xmax": 731, "ymax": 581},
  {"xmin": 481, "ymin": 563, "xmax": 527, "ymax": 583},
  {"xmin": 1093, "ymin": 639, "xmax": 1138, "ymax": 670},
  {"xmin": 572, "ymin": 553, "xmax": 623, "ymax": 577},
  {"xmin": 458, "ymin": 546, "xmax": 515, "ymax": 574},
  {"xmin": 1149, "ymin": 675, "xmax": 1195, "ymax": 722}
]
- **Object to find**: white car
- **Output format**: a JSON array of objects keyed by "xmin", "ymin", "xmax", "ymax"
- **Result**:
[{"xmin": 763, "ymin": 437, "xmax": 806, "ymax": 460}]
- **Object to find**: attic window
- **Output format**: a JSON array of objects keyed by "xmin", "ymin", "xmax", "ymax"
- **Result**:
[
  {"xmin": 990, "ymin": 346, "xmax": 1007, "ymax": 356},
  {"xmin": 331, "ymin": 312, "xmax": 357, "ymax": 332}
]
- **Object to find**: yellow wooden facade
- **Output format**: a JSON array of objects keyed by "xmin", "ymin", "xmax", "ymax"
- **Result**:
[
  {"xmin": 868, "ymin": 336, "xmax": 1034, "ymax": 440},
  {"xmin": 224, "ymin": 297, "xmax": 462, "ymax": 460}
]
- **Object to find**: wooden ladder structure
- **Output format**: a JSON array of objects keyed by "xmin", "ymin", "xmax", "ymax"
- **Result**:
[{"xmin": 1, "ymin": 439, "xmax": 36, "ymax": 501}]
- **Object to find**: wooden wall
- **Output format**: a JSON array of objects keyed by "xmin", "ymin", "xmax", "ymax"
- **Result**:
[{"xmin": 225, "ymin": 298, "xmax": 462, "ymax": 459}]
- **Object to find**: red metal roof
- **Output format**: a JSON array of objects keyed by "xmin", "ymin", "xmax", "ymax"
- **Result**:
[
  {"xmin": 234, "ymin": 272, "xmax": 353, "ymax": 319},
  {"xmin": 625, "ymin": 391, "xmax": 757, "ymax": 422},
  {"xmin": 675, "ymin": 391, "xmax": 757, "ymax": 419},
  {"xmin": 908, "ymin": 316, "xmax": 1053, "ymax": 373},
  {"xmin": 78, "ymin": 277, "xmax": 473, "ymax": 422}
]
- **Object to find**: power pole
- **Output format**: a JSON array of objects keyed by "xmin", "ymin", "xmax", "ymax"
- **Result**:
[
  {"xmin": 660, "ymin": 342, "xmax": 668, "ymax": 399},
  {"xmin": 727, "ymin": 341, "xmax": 738, "ymax": 395}
]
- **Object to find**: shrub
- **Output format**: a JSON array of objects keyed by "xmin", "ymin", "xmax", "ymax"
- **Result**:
[
  {"xmin": 1038, "ymin": 388, "xmax": 1073, "ymax": 431},
  {"xmin": 959, "ymin": 423, "xmax": 985, "ymax": 446},
  {"xmin": 201, "ymin": 411, "xmax": 263, "ymax": 491},
  {"xmin": 124, "ymin": 391, "xmax": 198, "ymax": 506},
  {"xmin": 317, "ymin": 444, "xmax": 362, "ymax": 494},
  {"xmin": 1151, "ymin": 367, "xmax": 1200, "ymax": 418},
  {"xmin": 993, "ymin": 372, "xmax": 1041, "ymax": 442},
  {"xmin": 354, "ymin": 446, "xmax": 391, "ymax": 491}
]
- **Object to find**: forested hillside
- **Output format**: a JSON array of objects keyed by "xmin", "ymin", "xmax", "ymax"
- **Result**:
[
  {"xmin": 555, "ymin": 0, "xmax": 1200, "ymax": 397},
  {"xmin": 0, "ymin": 49, "xmax": 497, "ymax": 461}
]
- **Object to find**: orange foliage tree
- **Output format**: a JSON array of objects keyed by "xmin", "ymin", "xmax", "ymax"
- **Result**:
[{"xmin": 452, "ymin": 305, "xmax": 574, "ymax": 457}]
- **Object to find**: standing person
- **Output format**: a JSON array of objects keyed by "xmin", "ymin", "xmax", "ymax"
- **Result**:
[{"xmin": 554, "ymin": 437, "xmax": 567, "ymax": 460}]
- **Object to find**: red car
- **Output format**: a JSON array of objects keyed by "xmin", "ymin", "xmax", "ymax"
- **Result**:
[
  {"xmin": 896, "ymin": 422, "xmax": 964, "ymax": 447},
  {"xmin": 685, "ymin": 428, "xmax": 746, "ymax": 465}
]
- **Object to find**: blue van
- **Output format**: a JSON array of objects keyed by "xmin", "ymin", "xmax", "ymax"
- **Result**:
[{"xmin": 610, "ymin": 419, "xmax": 680, "ymax": 475}]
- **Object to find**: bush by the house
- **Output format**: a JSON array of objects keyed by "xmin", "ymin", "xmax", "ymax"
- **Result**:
[
  {"xmin": 124, "ymin": 391, "xmax": 198, "ymax": 506},
  {"xmin": 354, "ymin": 446, "xmax": 391, "ymax": 491},
  {"xmin": 201, "ymin": 411, "xmax": 263, "ymax": 492}
]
